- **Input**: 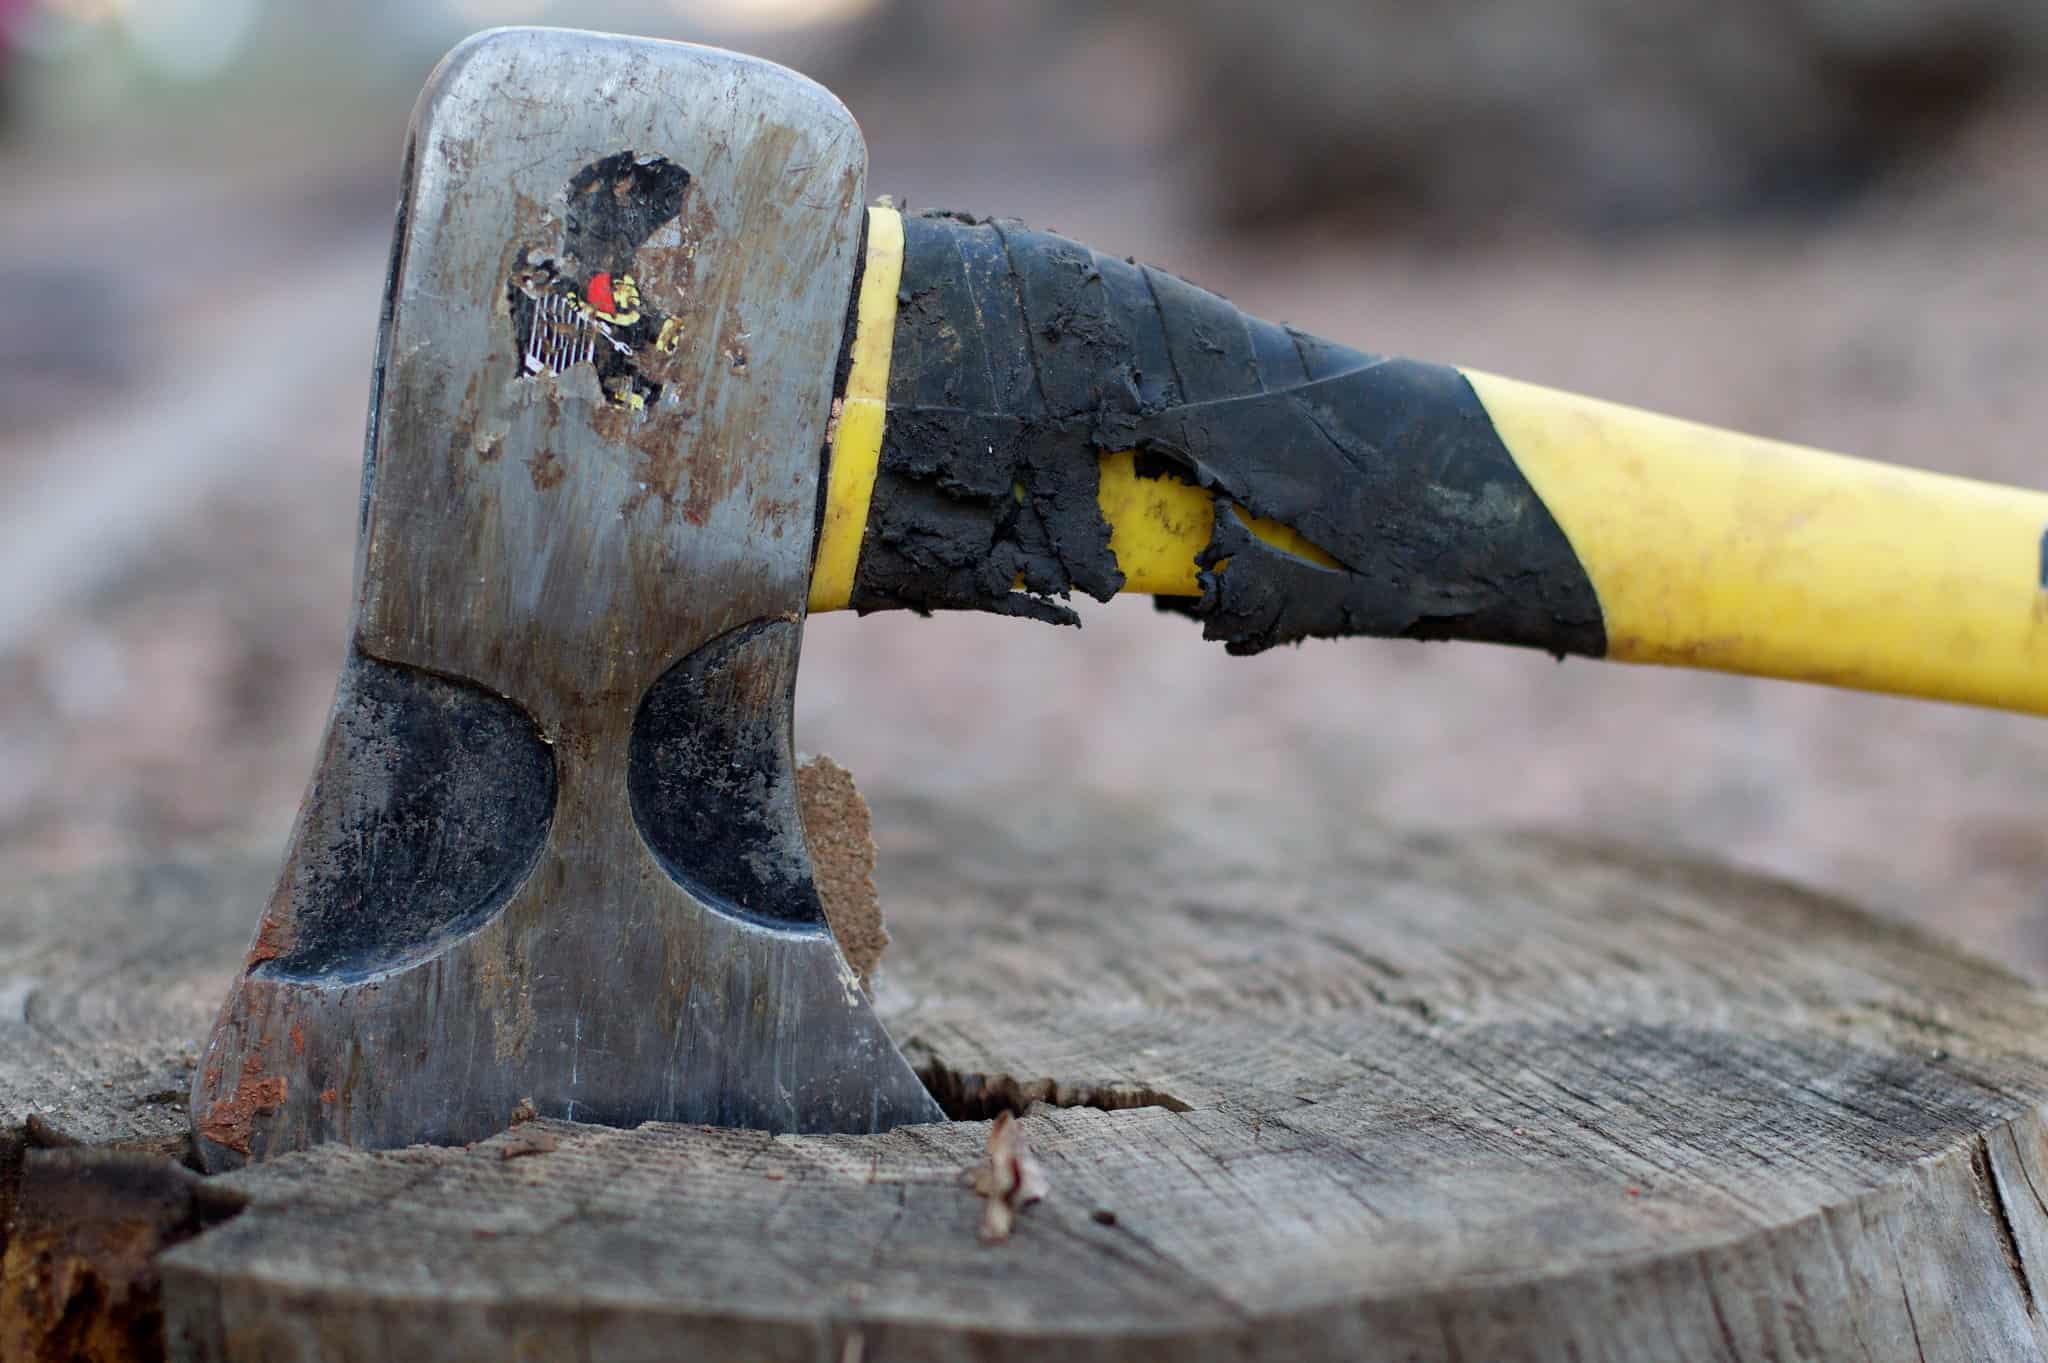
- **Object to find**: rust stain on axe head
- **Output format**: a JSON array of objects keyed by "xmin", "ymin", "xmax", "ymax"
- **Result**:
[
  {"xmin": 242, "ymin": 912, "xmax": 292, "ymax": 969},
  {"xmin": 527, "ymin": 448, "xmax": 565, "ymax": 491},
  {"xmin": 716, "ymin": 296, "xmax": 752, "ymax": 375},
  {"xmin": 198, "ymin": 1055, "xmax": 288, "ymax": 1157}
]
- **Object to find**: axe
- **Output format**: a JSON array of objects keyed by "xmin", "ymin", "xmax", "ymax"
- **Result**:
[{"xmin": 192, "ymin": 28, "xmax": 2048, "ymax": 1170}]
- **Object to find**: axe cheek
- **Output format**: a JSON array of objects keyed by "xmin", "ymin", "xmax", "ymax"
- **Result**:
[{"xmin": 194, "ymin": 28, "xmax": 940, "ymax": 1169}]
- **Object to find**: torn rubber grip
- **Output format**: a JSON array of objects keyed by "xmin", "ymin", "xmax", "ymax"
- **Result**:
[{"xmin": 853, "ymin": 212, "xmax": 1606, "ymax": 658}]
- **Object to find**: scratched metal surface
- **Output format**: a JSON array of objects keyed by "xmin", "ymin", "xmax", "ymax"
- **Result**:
[{"xmin": 186, "ymin": 29, "xmax": 940, "ymax": 1170}]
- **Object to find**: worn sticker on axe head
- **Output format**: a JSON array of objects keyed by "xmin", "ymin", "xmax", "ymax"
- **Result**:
[{"xmin": 507, "ymin": 151, "xmax": 692, "ymax": 411}]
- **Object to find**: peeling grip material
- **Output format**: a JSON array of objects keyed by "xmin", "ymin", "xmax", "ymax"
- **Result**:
[{"xmin": 852, "ymin": 212, "xmax": 1607, "ymax": 658}]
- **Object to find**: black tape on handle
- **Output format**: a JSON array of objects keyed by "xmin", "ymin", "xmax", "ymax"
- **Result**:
[{"xmin": 851, "ymin": 211, "xmax": 1607, "ymax": 659}]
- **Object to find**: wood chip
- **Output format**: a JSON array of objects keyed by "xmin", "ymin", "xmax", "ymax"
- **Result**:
[
  {"xmin": 796, "ymin": 754, "xmax": 887, "ymax": 989},
  {"xmin": 970, "ymin": 1112, "xmax": 1048, "ymax": 1243}
]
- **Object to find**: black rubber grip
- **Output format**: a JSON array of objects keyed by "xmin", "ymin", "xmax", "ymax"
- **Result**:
[{"xmin": 851, "ymin": 211, "xmax": 1606, "ymax": 658}]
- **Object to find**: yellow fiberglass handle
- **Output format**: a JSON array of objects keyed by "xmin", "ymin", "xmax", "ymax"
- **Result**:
[{"xmin": 1469, "ymin": 370, "xmax": 2048, "ymax": 714}]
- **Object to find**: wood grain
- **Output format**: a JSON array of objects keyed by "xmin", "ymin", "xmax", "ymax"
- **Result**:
[
  {"xmin": 12, "ymin": 792, "xmax": 2048, "ymax": 1359},
  {"xmin": 0, "ymin": 857, "xmax": 262, "ymax": 1361},
  {"xmin": 0, "ymin": 858, "xmax": 262, "ymax": 1161}
]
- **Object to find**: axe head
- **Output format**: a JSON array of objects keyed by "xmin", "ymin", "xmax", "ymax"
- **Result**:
[{"xmin": 192, "ymin": 28, "xmax": 942, "ymax": 1170}]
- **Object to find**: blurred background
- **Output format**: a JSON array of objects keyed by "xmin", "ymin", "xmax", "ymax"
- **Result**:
[{"xmin": 1, "ymin": 0, "xmax": 2045, "ymax": 966}]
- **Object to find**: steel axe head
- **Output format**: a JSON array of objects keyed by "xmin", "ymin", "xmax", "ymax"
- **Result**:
[{"xmin": 191, "ymin": 27, "xmax": 941, "ymax": 1170}]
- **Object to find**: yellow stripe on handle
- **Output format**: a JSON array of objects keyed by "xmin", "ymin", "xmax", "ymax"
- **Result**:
[
  {"xmin": 1469, "ymin": 369, "xmax": 2048, "ymax": 714},
  {"xmin": 808, "ymin": 206, "xmax": 903, "ymax": 614},
  {"xmin": 1098, "ymin": 450, "xmax": 1340, "ymax": 594}
]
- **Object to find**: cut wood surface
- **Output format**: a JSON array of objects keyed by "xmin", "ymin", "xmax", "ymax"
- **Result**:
[
  {"xmin": 8, "ymin": 792, "xmax": 2048, "ymax": 1360},
  {"xmin": 0, "ymin": 859, "xmax": 260, "ymax": 1156}
]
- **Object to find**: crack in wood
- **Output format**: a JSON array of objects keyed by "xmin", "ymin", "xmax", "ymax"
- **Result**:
[
  {"xmin": 913, "ymin": 1054, "xmax": 1190, "ymax": 1121},
  {"xmin": 1975, "ymin": 1129, "xmax": 2037, "ymax": 1317}
]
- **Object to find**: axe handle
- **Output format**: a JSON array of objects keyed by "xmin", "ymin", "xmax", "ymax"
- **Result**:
[
  {"xmin": 1467, "ymin": 371, "xmax": 2048, "ymax": 713},
  {"xmin": 813, "ymin": 207, "xmax": 2048, "ymax": 717}
]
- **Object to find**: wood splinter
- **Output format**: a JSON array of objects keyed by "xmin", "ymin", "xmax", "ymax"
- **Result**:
[{"xmin": 971, "ymin": 1111, "xmax": 1048, "ymax": 1243}]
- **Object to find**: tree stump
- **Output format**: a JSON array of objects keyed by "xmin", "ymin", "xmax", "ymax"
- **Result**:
[{"xmin": 7, "ymin": 790, "xmax": 2048, "ymax": 1361}]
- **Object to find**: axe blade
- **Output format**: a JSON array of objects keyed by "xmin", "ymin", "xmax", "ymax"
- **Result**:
[{"xmin": 193, "ymin": 27, "xmax": 942, "ymax": 1170}]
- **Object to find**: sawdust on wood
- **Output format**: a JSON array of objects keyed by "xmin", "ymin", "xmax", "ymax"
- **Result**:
[
  {"xmin": 797, "ymin": 754, "xmax": 887, "ymax": 989},
  {"xmin": 969, "ymin": 1111, "xmax": 1048, "ymax": 1243}
]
